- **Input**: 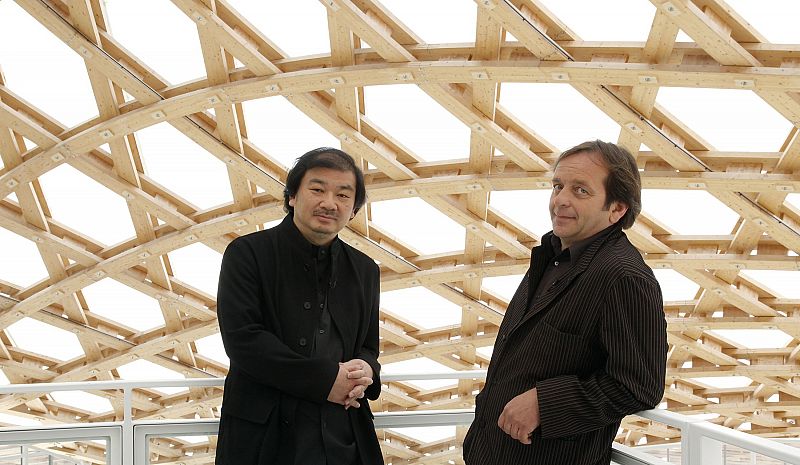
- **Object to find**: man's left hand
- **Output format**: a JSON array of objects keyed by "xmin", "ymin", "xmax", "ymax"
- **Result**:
[
  {"xmin": 498, "ymin": 387, "xmax": 539, "ymax": 444},
  {"xmin": 342, "ymin": 359, "xmax": 373, "ymax": 381},
  {"xmin": 341, "ymin": 359, "xmax": 373, "ymax": 409}
]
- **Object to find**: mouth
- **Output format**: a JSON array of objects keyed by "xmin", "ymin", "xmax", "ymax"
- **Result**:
[
  {"xmin": 552, "ymin": 213, "xmax": 575, "ymax": 224},
  {"xmin": 314, "ymin": 212, "xmax": 338, "ymax": 221}
]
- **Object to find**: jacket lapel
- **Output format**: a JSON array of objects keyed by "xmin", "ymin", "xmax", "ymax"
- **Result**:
[{"xmin": 510, "ymin": 228, "xmax": 618, "ymax": 333}]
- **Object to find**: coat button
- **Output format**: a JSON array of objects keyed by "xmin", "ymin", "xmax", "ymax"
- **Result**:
[
  {"xmin": 299, "ymin": 338, "xmax": 307, "ymax": 347},
  {"xmin": 319, "ymin": 329, "xmax": 325, "ymax": 334},
  {"xmin": 303, "ymin": 302, "xmax": 311, "ymax": 310}
]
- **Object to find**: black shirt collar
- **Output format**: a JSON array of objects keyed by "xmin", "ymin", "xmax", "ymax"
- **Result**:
[
  {"xmin": 548, "ymin": 223, "xmax": 619, "ymax": 263},
  {"xmin": 278, "ymin": 214, "xmax": 342, "ymax": 261}
]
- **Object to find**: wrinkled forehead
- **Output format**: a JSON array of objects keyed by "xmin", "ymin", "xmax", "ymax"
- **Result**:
[{"xmin": 301, "ymin": 166, "xmax": 356, "ymax": 189}]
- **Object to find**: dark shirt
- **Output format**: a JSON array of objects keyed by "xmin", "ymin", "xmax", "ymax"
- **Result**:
[
  {"xmin": 532, "ymin": 226, "xmax": 616, "ymax": 304},
  {"xmin": 294, "ymin": 239, "xmax": 358, "ymax": 465}
]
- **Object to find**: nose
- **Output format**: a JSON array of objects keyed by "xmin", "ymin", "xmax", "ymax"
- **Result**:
[
  {"xmin": 319, "ymin": 191, "xmax": 337, "ymax": 209},
  {"xmin": 551, "ymin": 188, "xmax": 570, "ymax": 207}
]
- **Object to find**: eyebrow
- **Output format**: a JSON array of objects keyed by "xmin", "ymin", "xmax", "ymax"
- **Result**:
[
  {"xmin": 551, "ymin": 176, "xmax": 593, "ymax": 189},
  {"xmin": 308, "ymin": 177, "xmax": 355, "ymax": 191}
]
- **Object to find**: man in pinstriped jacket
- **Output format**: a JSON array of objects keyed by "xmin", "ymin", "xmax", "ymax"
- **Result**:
[{"xmin": 463, "ymin": 140, "xmax": 667, "ymax": 465}]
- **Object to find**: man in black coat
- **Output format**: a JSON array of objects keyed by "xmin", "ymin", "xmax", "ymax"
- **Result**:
[
  {"xmin": 215, "ymin": 147, "xmax": 383, "ymax": 464},
  {"xmin": 463, "ymin": 140, "xmax": 667, "ymax": 465}
]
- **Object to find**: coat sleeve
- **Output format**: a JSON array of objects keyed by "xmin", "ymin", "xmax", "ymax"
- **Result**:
[
  {"xmin": 536, "ymin": 273, "xmax": 667, "ymax": 438},
  {"xmin": 217, "ymin": 238, "xmax": 339, "ymax": 403},
  {"xmin": 355, "ymin": 261, "xmax": 382, "ymax": 401}
]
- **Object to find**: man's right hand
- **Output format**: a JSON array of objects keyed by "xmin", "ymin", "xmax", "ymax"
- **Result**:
[{"xmin": 327, "ymin": 363, "xmax": 372, "ymax": 407}]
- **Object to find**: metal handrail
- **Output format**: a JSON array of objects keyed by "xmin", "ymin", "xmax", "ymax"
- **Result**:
[
  {"xmin": 638, "ymin": 409, "xmax": 800, "ymax": 464},
  {"xmin": 0, "ymin": 422, "xmax": 123, "ymax": 465},
  {"xmin": 0, "ymin": 375, "xmax": 798, "ymax": 464}
]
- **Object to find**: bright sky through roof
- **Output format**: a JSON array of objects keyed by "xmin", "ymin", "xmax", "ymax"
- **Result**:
[
  {"xmin": 537, "ymin": 0, "xmax": 657, "ymax": 41},
  {"xmin": 136, "ymin": 123, "xmax": 234, "ymax": 211},
  {"xmin": 371, "ymin": 197, "xmax": 466, "ymax": 256},
  {"xmin": 380, "ymin": 0, "xmax": 475, "ymax": 43},
  {"xmin": 242, "ymin": 97, "xmax": 340, "ymax": 168},
  {"xmin": 0, "ymin": 2, "xmax": 97, "ymax": 127},
  {"xmin": 82, "ymin": 278, "xmax": 166, "ymax": 332},
  {"xmin": 0, "ymin": 228, "xmax": 48, "ymax": 288},
  {"xmin": 227, "ymin": 0, "xmax": 330, "ymax": 57},
  {"xmin": 656, "ymin": 88, "xmax": 792, "ymax": 152},
  {"xmin": 490, "ymin": 190, "xmax": 552, "ymax": 235},
  {"xmin": 381, "ymin": 287, "xmax": 463, "ymax": 329},
  {"xmin": 38, "ymin": 164, "xmax": 137, "ymax": 246},
  {"xmin": 499, "ymin": 84, "xmax": 621, "ymax": 151},
  {"xmin": 365, "ymin": 85, "xmax": 471, "ymax": 161},
  {"xmin": 482, "ymin": 274, "xmax": 525, "ymax": 302},
  {"xmin": 6, "ymin": 318, "xmax": 84, "ymax": 362},
  {"xmin": 1, "ymin": 0, "xmax": 798, "ymax": 422},
  {"xmin": 105, "ymin": 0, "xmax": 206, "ymax": 85},
  {"xmin": 641, "ymin": 190, "xmax": 739, "ymax": 235},
  {"xmin": 726, "ymin": 0, "xmax": 800, "ymax": 43}
]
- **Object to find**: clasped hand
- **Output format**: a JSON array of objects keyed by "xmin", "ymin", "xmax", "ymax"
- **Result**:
[{"xmin": 327, "ymin": 359, "xmax": 373, "ymax": 409}]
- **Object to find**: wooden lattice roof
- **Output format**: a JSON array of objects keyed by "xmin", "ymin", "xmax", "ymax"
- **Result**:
[{"xmin": 1, "ymin": 0, "xmax": 800, "ymax": 463}]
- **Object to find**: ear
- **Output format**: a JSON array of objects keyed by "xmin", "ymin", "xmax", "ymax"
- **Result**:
[
  {"xmin": 288, "ymin": 196, "xmax": 296, "ymax": 208},
  {"xmin": 608, "ymin": 201, "xmax": 628, "ymax": 225}
]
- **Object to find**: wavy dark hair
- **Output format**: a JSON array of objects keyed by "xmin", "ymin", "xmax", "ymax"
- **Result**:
[
  {"xmin": 554, "ymin": 140, "xmax": 642, "ymax": 229},
  {"xmin": 283, "ymin": 147, "xmax": 367, "ymax": 215}
]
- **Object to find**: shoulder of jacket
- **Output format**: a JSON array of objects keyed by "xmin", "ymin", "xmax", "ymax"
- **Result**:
[
  {"xmin": 341, "ymin": 242, "xmax": 379, "ymax": 271},
  {"xmin": 227, "ymin": 228, "xmax": 279, "ymax": 253},
  {"xmin": 591, "ymin": 235, "xmax": 652, "ymax": 275},
  {"xmin": 611, "ymin": 244, "xmax": 659, "ymax": 286}
]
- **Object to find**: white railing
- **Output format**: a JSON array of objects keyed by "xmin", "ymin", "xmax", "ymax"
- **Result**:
[
  {"xmin": 0, "ymin": 374, "xmax": 798, "ymax": 465},
  {"xmin": 0, "ymin": 421, "xmax": 122, "ymax": 464},
  {"xmin": 638, "ymin": 408, "xmax": 800, "ymax": 464}
]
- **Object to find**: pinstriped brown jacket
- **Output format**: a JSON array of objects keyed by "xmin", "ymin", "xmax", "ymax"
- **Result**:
[{"xmin": 463, "ymin": 225, "xmax": 667, "ymax": 465}]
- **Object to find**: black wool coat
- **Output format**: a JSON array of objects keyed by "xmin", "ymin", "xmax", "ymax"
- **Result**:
[
  {"xmin": 216, "ymin": 215, "xmax": 383, "ymax": 464},
  {"xmin": 463, "ymin": 225, "xmax": 667, "ymax": 465}
]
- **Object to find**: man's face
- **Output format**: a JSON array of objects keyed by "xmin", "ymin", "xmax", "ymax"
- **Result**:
[
  {"xmin": 289, "ymin": 166, "xmax": 357, "ymax": 246},
  {"xmin": 549, "ymin": 151, "xmax": 627, "ymax": 250}
]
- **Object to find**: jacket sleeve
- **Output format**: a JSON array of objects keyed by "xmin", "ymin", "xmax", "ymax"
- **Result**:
[
  {"xmin": 536, "ymin": 273, "xmax": 667, "ymax": 438},
  {"xmin": 356, "ymin": 261, "xmax": 382, "ymax": 401},
  {"xmin": 217, "ymin": 238, "xmax": 339, "ymax": 403}
]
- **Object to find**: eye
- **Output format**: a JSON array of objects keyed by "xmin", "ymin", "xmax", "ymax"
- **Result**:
[
  {"xmin": 574, "ymin": 186, "xmax": 589, "ymax": 196},
  {"xmin": 552, "ymin": 183, "xmax": 563, "ymax": 192},
  {"xmin": 338, "ymin": 193, "xmax": 351, "ymax": 199}
]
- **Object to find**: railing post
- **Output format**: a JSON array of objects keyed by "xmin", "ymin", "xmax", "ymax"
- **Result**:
[
  {"xmin": 684, "ymin": 421, "xmax": 726, "ymax": 465},
  {"xmin": 682, "ymin": 420, "xmax": 693, "ymax": 465},
  {"xmin": 124, "ymin": 386, "xmax": 133, "ymax": 465}
]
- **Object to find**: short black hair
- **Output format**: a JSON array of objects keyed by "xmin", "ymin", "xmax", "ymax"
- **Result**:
[
  {"xmin": 554, "ymin": 140, "xmax": 642, "ymax": 229},
  {"xmin": 283, "ymin": 147, "xmax": 367, "ymax": 215}
]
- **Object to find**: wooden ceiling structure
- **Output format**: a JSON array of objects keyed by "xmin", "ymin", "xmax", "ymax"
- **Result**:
[{"xmin": 1, "ymin": 0, "xmax": 800, "ymax": 463}]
